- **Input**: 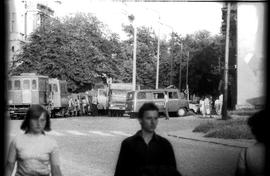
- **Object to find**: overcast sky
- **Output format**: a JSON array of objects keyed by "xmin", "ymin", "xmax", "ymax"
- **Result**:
[{"xmin": 57, "ymin": 1, "xmax": 224, "ymax": 39}]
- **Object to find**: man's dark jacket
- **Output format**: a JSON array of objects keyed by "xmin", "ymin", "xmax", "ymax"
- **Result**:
[{"xmin": 114, "ymin": 131, "xmax": 181, "ymax": 176}]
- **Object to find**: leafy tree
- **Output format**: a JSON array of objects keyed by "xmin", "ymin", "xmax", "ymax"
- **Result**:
[{"xmin": 12, "ymin": 13, "xmax": 124, "ymax": 92}]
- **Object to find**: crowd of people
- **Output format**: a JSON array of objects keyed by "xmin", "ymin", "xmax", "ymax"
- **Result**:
[
  {"xmin": 197, "ymin": 94, "xmax": 223, "ymax": 117},
  {"xmin": 67, "ymin": 94, "xmax": 98, "ymax": 117}
]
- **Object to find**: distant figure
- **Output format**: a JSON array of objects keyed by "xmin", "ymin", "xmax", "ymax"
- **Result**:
[
  {"xmin": 91, "ymin": 95, "xmax": 98, "ymax": 116},
  {"xmin": 74, "ymin": 99, "xmax": 80, "ymax": 116},
  {"xmin": 199, "ymin": 97, "xmax": 206, "ymax": 117},
  {"xmin": 5, "ymin": 105, "xmax": 63, "ymax": 176},
  {"xmin": 235, "ymin": 110, "xmax": 267, "ymax": 176},
  {"xmin": 204, "ymin": 96, "xmax": 211, "ymax": 117},
  {"xmin": 164, "ymin": 92, "xmax": 170, "ymax": 120},
  {"xmin": 114, "ymin": 102, "xmax": 181, "ymax": 176},
  {"xmin": 68, "ymin": 97, "xmax": 75, "ymax": 116}
]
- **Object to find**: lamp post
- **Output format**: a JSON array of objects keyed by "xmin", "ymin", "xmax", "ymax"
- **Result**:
[
  {"xmin": 155, "ymin": 18, "xmax": 160, "ymax": 89},
  {"xmin": 186, "ymin": 51, "xmax": 189, "ymax": 101},
  {"xmin": 128, "ymin": 14, "xmax": 137, "ymax": 91}
]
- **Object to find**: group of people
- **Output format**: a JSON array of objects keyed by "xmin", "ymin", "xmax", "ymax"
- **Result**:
[
  {"xmin": 5, "ymin": 103, "xmax": 267, "ymax": 176},
  {"xmin": 199, "ymin": 94, "xmax": 223, "ymax": 117},
  {"xmin": 67, "ymin": 94, "xmax": 98, "ymax": 117}
]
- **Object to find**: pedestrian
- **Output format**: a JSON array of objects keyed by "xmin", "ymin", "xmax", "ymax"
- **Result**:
[
  {"xmin": 235, "ymin": 109, "xmax": 267, "ymax": 176},
  {"xmin": 91, "ymin": 95, "xmax": 98, "ymax": 116},
  {"xmin": 199, "ymin": 97, "xmax": 206, "ymax": 118},
  {"xmin": 164, "ymin": 92, "xmax": 170, "ymax": 120},
  {"xmin": 5, "ymin": 104, "xmax": 63, "ymax": 176},
  {"xmin": 204, "ymin": 96, "xmax": 211, "ymax": 118},
  {"xmin": 114, "ymin": 102, "xmax": 182, "ymax": 176},
  {"xmin": 68, "ymin": 96, "xmax": 74, "ymax": 116}
]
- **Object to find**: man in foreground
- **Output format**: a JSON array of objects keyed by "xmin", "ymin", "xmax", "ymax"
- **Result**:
[{"xmin": 114, "ymin": 102, "xmax": 181, "ymax": 176}]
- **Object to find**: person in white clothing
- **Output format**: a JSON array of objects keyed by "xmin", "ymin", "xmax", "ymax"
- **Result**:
[{"xmin": 5, "ymin": 104, "xmax": 63, "ymax": 176}]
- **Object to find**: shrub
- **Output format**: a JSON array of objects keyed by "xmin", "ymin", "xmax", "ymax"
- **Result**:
[
  {"xmin": 205, "ymin": 124, "xmax": 254, "ymax": 139},
  {"xmin": 192, "ymin": 117, "xmax": 253, "ymax": 139}
]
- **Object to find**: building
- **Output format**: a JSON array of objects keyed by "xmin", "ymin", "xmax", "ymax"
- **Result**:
[
  {"xmin": 236, "ymin": 3, "xmax": 267, "ymax": 109},
  {"xmin": 7, "ymin": 0, "xmax": 62, "ymax": 70}
]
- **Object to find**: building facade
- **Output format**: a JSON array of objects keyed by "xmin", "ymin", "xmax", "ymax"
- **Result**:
[
  {"xmin": 7, "ymin": 0, "xmax": 61, "ymax": 70},
  {"xmin": 236, "ymin": 3, "xmax": 266, "ymax": 109}
]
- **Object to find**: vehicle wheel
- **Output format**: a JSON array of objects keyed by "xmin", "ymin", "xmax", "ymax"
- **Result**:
[{"xmin": 177, "ymin": 108, "xmax": 186, "ymax": 117}]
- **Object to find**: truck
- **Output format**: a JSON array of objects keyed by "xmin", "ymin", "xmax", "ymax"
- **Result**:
[{"xmin": 107, "ymin": 83, "xmax": 133, "ymax": 117}]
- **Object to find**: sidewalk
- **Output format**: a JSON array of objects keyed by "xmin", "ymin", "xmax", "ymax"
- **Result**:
[{"xmin": 167, "ymin": 129, "xmax": 255, "ymax": 148}]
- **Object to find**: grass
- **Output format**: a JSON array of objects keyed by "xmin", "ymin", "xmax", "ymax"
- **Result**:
[{"xmin": 193, "ymin": 117, "xmax": 254, "ymax": 139}]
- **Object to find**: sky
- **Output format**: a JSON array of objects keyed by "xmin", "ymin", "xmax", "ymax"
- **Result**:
[{"xmin": 56, "ymin": 1, "xmax": 223, "ymax": 40}]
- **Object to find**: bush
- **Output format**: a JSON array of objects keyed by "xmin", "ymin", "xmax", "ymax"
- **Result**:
[
  {"xmin": 205, "ymin": 124, "xmax": 254, "ymax": 139},
  {"xmin": 192, "ymin": 118, "xmax": 254, "ymax": 139}
]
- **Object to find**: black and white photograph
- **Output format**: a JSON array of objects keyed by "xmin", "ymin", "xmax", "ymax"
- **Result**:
[{"xmin": 4, "ymin": 0, "xmax": 267, "ymax": 176}]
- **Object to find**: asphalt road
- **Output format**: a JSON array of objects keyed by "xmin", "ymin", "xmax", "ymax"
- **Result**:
[{"xmin": 5, "ymin": 116, "xmax": 241, "ymax": 176}]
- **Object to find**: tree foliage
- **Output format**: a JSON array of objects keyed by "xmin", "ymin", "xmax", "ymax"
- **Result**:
[{"xmin": 12, "ymin": 13, "xmax": 225, "ymax": 97}]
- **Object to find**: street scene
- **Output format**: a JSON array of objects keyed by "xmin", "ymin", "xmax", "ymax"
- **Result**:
[
  {"xmin": 6, "ymin": 0, "xmax": 267, "ymax": 176},
  {"xmin": 6, "ymin": 116, "xmax": 243, "ymax": 176}
]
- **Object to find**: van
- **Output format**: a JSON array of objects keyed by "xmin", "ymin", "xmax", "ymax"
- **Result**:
[{"xmin": 126, "ymin": 89, "xmax": 189, "ymax": 118}]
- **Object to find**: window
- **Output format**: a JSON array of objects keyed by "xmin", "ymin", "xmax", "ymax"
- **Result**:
[
  {"xmin": 23, "ymin": 80, "xmax": 30, "ymax": 90},
  {"xmin": 53, "ymin": 84, "xmax": 58, "ymax": 92},
  {"xmin": 14, "ymin": 80, "xmax": 21, "ymax": 90},
  {"xmin": 127, "ymin": 92, "xmax": 134, "ymax": 100},
  {"xmin": 169, "ymin": 92, "xmax": 178, "ymax": 99},
  {"xmin": 32, "ymin": 80, "xmax": 37, "ymax": 90},
  {"xmin": 137, "ymin": 92, "xmax": 146, "ymax": 99},
  {"xmin": 11, "ymin": 12, "xmax": 16, "ymax": 32},
  {"xmin": 153, "ymin": 92, "xmax": 164, "ymax": 99},
  {"xmin": 8, "ymin": 80, "xmax": 12, "ymax": 90}
]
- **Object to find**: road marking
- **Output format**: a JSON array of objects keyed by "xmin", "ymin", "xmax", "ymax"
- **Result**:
[
  {"xmin": 66, "ymin": 130, "xmax": 88, "ymax": 136},
  {"xmin": 110, "ymin": 131, "xmax": 131, "ymax": 136},
  {"xmin": 88, "ymin": 131, "xmax": 115, "ymax": 136},
  {"xmin": 46, "ymin": 130, "xmax": 65, "ymax": 136}
]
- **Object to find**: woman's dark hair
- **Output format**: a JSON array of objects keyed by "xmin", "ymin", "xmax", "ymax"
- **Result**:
[
  {"xmin": 20, "ymin": 104, "xmax": 51, "ymax": 132},
  {"xmin": 138, "ymin": 102, "xmax": 159, "ymax": 119},
  {"xmin": 247, "ymin": 109, "xmax": 267, "ymax": 144}
]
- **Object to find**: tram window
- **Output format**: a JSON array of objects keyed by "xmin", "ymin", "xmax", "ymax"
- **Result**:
[
  {"xmin": 23, "ymin": 80, "xmax": 30, "ymax": 90},
  {"xmin": 32, "ymin": 80, "xmax": 37, "ymax": 90},
  {"xmin": 53, "ymin": 84, "xmax": 58, "ymax": 92},
  {"xmin": 14, "ymin": 80, "xmax": 21, "ymax": 90},
  {"xmin": 8, "ymin": 80, "xmax": 12, "ymax": 90}
]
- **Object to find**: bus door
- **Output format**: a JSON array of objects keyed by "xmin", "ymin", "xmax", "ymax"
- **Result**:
[{"xmin": 22, "ymin": 79, "xmax": 31, "ymax": 104}]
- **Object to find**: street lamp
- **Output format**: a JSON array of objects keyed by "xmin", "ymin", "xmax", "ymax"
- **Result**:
[{"xmin": 128, "ymin": 14, "xmax": 137, "ymax": 91}]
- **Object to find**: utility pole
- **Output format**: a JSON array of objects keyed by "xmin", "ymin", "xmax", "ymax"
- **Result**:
[
  {"xmin": 170, "ymin": 33, "xmax": 174, "ymax": 86},
  {"xmin": 155, "ymin": 17, "xmax": 160, "ymax": 89},
  {"xmin": 128, "ymin": 14, "xmax": 137, "ymax": 91},
  {"xmin": 222, "ymin": 2, "xmax": 231, "ymax": 120},
  {"xmin": 186, "ymin": 51, "xmax": 189, "ymax": 101},
  {"xmin": 178, "ymin": 43, "xmax": 183, "ymax": 91}
]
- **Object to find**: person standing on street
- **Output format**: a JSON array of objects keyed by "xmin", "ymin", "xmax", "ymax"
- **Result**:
[
  {"xmin": 114, "ymin": 102, "xmax": 181, "ymax": 176},
  {"xmin": 5, "ymin": 105, "xmax": 63, "ymax": 176},
  {"xmin": 164, "ymin": 92, "xmax": 170, "ymax": 120}
]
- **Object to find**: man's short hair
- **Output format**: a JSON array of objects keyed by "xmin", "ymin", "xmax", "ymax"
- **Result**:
[{"xmin": 138, "ymin": 102, "xmax": 159, "ymax": 119}]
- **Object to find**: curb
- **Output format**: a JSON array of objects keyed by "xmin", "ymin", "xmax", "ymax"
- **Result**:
[{"xmin": 167, "ymin": 130, "xmax": 255, "ymax": 149}]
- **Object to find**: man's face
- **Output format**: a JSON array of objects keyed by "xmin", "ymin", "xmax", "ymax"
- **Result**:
[{"xmin": 139, "ymin": 110, "xmax": 159, "ymax": 133}]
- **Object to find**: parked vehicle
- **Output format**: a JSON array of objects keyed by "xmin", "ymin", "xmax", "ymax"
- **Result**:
[
  {"xmin": 125, "ymin": 88, "xmax": 189, "ymax": 118},
  {"xmin": 107, "ymin": 83, "xmax": 133, "ymax": 117},
  {"xmin": 48, "ymin": 78, "xmax": 69, "ymax": 118},
  {"xmin": 7, "ymin": 73, "xmax": 49, "ymax": 119},
  {"xmin": 7, "ymin": 73, "xmax": 70, "ymax": 119}
]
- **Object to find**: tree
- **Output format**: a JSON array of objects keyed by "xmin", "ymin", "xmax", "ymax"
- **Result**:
[{"xmin": 12, "ymin": 13, "xmax": 125, "ymax": 92}]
